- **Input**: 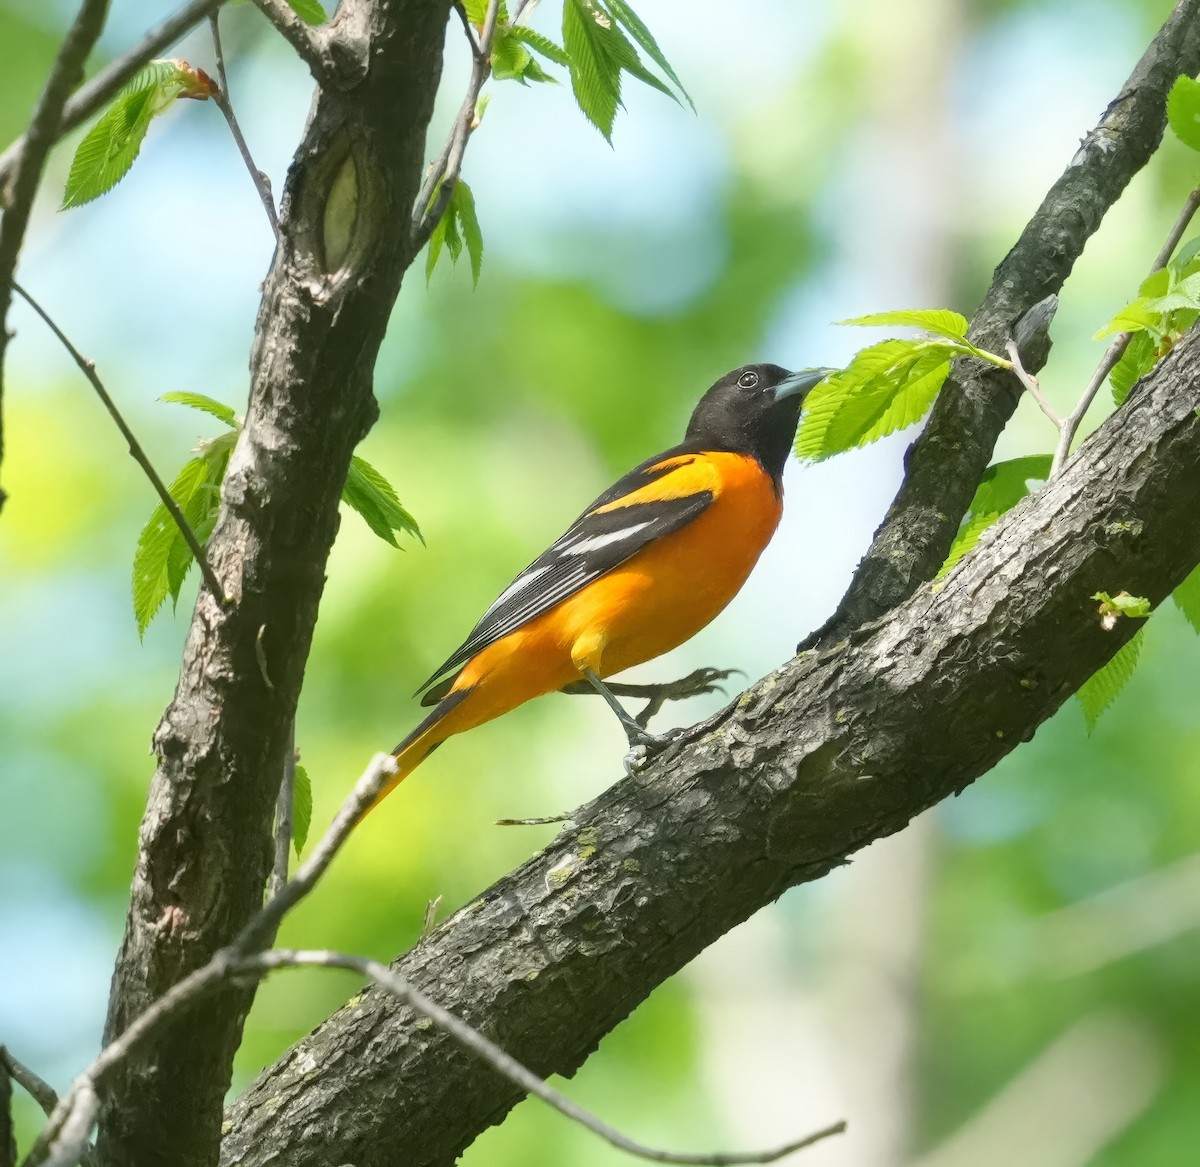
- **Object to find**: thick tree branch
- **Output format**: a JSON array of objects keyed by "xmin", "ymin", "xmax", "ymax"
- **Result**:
[
  {"xmin": 0, "ymin": 0, "xmax": 110, "ymax": 509},
  {"xmin": 804, "ymin": 0, "xmax": 1200, "ymax": 649},
  {"xmin": 0, "ymin": 0, "xmax": 228, "ymax": 192},
  {"xmin": 93, "ymin": 3, "xmax": 455, "ymax": 1165},
  {"xmin": 222, "ymin": 330, "xmax": 1200, "ymax": 1164}
]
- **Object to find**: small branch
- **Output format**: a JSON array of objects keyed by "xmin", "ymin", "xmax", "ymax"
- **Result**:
[
  {"xmin": 209, "ymin": 13, "xmax": 280, "ymax": 237},
  {"xmin": 11, "ymin": 282, "xmax": 226, "ymax": 603},
  {"xmin": 35, "ymin": 1084, "xmax": 97, "ymax": 1167},
  {"xmin": 0, "ymin": 0, "xmax": 110, "ymax": 509},
  {"xmin": 1053, "ymin": 185, "xmax": 1200, "ymax": 476},
  {"xmin": 0, "ymin": 1050, "xmax": 57, "ymax": 1118},
  {"xmin": 453, "ymin": 0, "xmax": 485, "ymax": 62},
  {"xmin": 0, "ymin": 0, "xmax": 228, "ymax": 191},
  {"xmin": 249, "ymin": 0, "xmax": 330, "ymax": 81},
  {"xmin": 232, "ymin": 752, "xmax": 398, "ymax": 952},
  {"xmin": 1005, "ymin": 338, "xmax": 1061, "ymax": 428},
  {"xmin": 243, "ymin": 949, "xmax": 849, "ymax": 1167},
  {"xmin": 269, "ymin": 722, "xmax": 297, "ymax": 901},
  {"xmin": 411, "ymin": 0, "xmax": 502, "ymax": 249}
]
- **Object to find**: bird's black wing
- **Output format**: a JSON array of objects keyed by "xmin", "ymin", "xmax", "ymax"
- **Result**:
[{"xmin": 416, "ymin": 447, "xmax": 714, "ymax": 704}]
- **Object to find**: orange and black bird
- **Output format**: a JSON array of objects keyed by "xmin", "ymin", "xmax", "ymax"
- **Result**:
[{"xmin": 383, "ymin": 363, "xmax": 833, "ymax": 802}]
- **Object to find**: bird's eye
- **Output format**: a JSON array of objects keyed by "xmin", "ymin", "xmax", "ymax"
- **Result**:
[{"xmin": 737, "ymin": 371, "xmax": 760, "ymax": 389}]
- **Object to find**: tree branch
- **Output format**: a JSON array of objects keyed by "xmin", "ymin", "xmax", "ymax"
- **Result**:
[
  {"xmin": 802, "ymin": 0, "xmax": 1200, "ymax": 649},
  {"xmin": 0, "ymin": 0, "xmax": 110, "ymax": 510},
  {"xmin": 0, "ymin": 1049, "xmax": 58, "ymax": 1119},
  {"xmin": 248, "ymin": 0, "xmax": 331, "ymax": 81},
  {"xmin": 92, "ymin": 2, "xmax": 455, "ymax": 1165},
  {"xmin": 222, "ymin": 327, "xmax": 1200, "ymax": 1164},
  {"xmin": 0, "ymin": 0, "xmax": 228, "ymax": 193},
  {"xmin": 11, "ymin": 282, "xmax": 225, "ymax": 602}
]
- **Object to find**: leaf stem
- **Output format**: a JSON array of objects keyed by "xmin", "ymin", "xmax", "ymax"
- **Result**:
[
  {"xmin": 1053, "ymin": 184, "xmax": 1200, "ymax": 476},
  {"xmin": 209, "ymin": 13, "xmax": 280, "ymax": 238},
  {"xmin": 1004, "ymin": 337, "xmax": 1062, "ymax": 427},
  {"xmin": 12, "ymin": 281, "xmax": 226, "ymax": 605},
  {"xmin": 411, "ymin": 0, "xmax": 503, "ymax": 249}
]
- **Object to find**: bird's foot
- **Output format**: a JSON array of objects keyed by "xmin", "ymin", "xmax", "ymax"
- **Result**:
[
  {"xmin": 622, "ymin": 725, "xmax": 687, "ymax": 776},
  {"xmin": 633, "ymin": 667, "xmax": 743, "ymax": 728}
]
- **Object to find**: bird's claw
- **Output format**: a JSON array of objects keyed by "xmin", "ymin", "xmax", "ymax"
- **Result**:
[{"xmin": 622, "ymin": 725, "xmax": 686, "ymax": 775}]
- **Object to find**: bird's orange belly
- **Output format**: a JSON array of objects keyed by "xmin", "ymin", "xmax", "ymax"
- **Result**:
[{"xmin": 444, "ymin": 454, "xmax": 781, "ymax": 732}]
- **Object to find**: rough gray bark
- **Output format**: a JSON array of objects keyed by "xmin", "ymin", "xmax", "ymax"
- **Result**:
[
  {"xmin": 94, "ymin": 4, "xmax": 452, "ymax": 1165},
  {"xmin": 221, "ymin": 332, "xmax": 1200, "ymax": 1165},
  {"xmin": 803, "ymin": 0, "xmax": 1200, "ymax": 649}
]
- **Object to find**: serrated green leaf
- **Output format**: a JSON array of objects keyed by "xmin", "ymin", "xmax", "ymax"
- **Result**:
[
  {"xmin": 508, "ymin": 25, "xmax": 571, "ymax": 66},
  {"xmin": 969, "ymin": 454, "xmax": 1052, "ymax": 515},
  {"xmin": 291, "ymin": 763, "xmax": 312, "ymax": 856},
  {"xmin": 1173, "ymin": 564, "xmax": 1200, "ymax": 633},
  {"xmin": 491, "ymin": 31, "xmax": 534, "ymax": 81},
  {"xmin": 1094, "ymin": 298, "xmax": 1168, "ymax": 341},
  {"xmin": 161, "ymin": 391, "xmax": 237, "ymax": 427},
  {"xmin": 796, "ymin": 339, "xmax": 955, "ymax": 461},
  {"xmin": 563, "ymin": 0, "xmax": 622, "ymax": 140},
  {"xmin": 342, "ymin": 455, "xmax": 422, "ymax": 547},
  {"xmin": 1110, "ymin": 330, "xmax": 1158, "ymax": 405},
  {"xmin": 426, "ymin": 196, "xmax": 450, "ymax": 284},
  {"xmin": 838, "ymin": 308, "xmax": 969, "ymax": 342},
  {"xmin": 1076, "ymin": 628, "xmax": 1144, "ymax": 730},
  {"xmin": 454, "ymin": 181, "xmax": 484, "ymax": 286},
  {"xmin": 1168, "ymin": 74, "xmax": 1200, "ymax": 152},
  {"xmin": 284, "ymin": 0, "xmax": 326, "ymax": 24},
  {"xmin": 603, "ymin": 0, "xmax": 693, "ymax": 108},
  {"xmin": 937, "ymin": 511, "xmax": 1001, "ymax": 578},
  {"xmin": 62, "ymin": 60, "xmax": 199, "ymax": 209},
  {"xmin": 519, "ymin": 56, "xmax": 558, "ymax": 84},
  {"xmin": 133, "ymin": 455, "xmax": 209, "ymax": 636}
]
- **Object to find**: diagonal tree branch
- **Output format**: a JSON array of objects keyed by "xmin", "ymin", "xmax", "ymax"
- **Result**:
[
  {"xmin": 92, "ymin": 2, "xmax": 456, "ymax": 1165},
  {"xmin": 802, "ymin": 0, "xmax": 1200, "ymax": 650},
  {"xmin": 0, "ymin": 0, "xmax": 110, "ymax": 510},
  {"xmin": 221, "ymin": 320, "xmax": 1200, "ymax": 1167}
]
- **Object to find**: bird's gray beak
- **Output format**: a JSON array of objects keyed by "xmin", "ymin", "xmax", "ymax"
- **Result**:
[{"xmin": 773, "ymin": 366, "xmax": 838, "ymax": 402}]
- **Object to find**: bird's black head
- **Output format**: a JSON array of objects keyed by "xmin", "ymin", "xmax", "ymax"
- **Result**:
[{"xmin": 684, "ymin": 363, "xmax": 834, "ymax": 482}]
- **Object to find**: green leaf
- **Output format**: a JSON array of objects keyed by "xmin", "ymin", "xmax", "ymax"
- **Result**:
[
  {"xmin": 426, "ymin": 196, "xmax": 451, "ymax": 283},
  {"xmin": 603, "ymin": 0, "xmax": 693, "ymax": 108},
  {"xmin": 491, "ymin": 32, "xmax": 534, "ymax": 82},
  {"xmin": 1076, "ymin": 629, "xmax": 1144, "ymax": 730},
  {"xmin": 132, "ymin": 455, "xmax": 208, "ymax": 636},
  {"xmin": 969, "ymin": 454, "xmax": 1052, "ymax": 515},
  {"xmin": 1172, "ymin": 234, "xmax": 1200, "ymax": 271},
  {"xmin": 342, "ymin": 455, "xmax": 422, "ymax": 547},
  {"xmin": 1167, "ymin": 74, "xmax": 1200, "ymax": 152},
  {"xmin": 1173, "ymin": 564, "xmax": 1200, "ymax": 633},
  {"xmin": 161, "ymin": 391, "xmax": 237, "ymax": 427},
  {"xmin": 562, "ymin": 0, "xmax": 623, "ymax": 140},
  {"xmin": 292, "ymin": 763, "xmax": 312, "ymax": 856},
  {"xmin": 62, "ymin": 60, "xmax": 206, "ymax": 209},
  {"xmin": 796, "ymin": 339, "xmax": 955, "ymax": 461},
  {"xmin": 1109, "ymin": 330, "xmax": 1158, "ymax": 405},
  {"xmin": 937, "ymin": 512, "xmax": 1001, "ymax": 578},
  {"xmin": 508, "ymin": 25, "xmax": 571, "ymax": 66},
  {"xmin": 284, "ymin": 0, "xmax": 327, "ymax": 24},
  {"xmin": 838, "ymin": 308, "xmax": 969, "ymax": 342},
  {"xmin": 454, "ymin": 182, "xmax": 484, "ymax": 286},
  {"xmin": 425, "ymin": 183, "xmax": 485, "ymax": 285},
  {"xmin": 1094, "ymin": 298, "xmax": 1168, "ymax": 341},
  {"xmin": 1092, "ymin": 590, "xmax": 1152, "ymax": 620}
]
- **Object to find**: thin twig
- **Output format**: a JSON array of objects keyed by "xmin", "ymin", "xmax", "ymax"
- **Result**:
[
  {"xmin": 269, "ymin": 722, "xmax": 297, "ymax": 899},
  {"xmin": 0, "ymin": 0, "xmax": 228, "ymax": 191},
  {"xmin": 420, "ymin": 895, "xmax": 443, "ymax": 940},
  {"xmin": 1005, "ymin": 337, "xmax": 1061, "ymax": 428},
  {"xmin": 233, "ymin": 752, "xmax": 398, "ymax": 951},
  {"xmin": 0, "ymin": 1049, "xmax": 57, "ymax": 1118},
  {"xmin": 36, "ymin": 1084, "xmax": 97, "ymax": 1167},
  {"xmin": 496, "ymin": 813, "xmax": 574, "ymax": 826},
  {"xmin": 249, "ymin": 0, "xmax": 330, "ymax": 80},
  {"xmin": 453, "ymin": 0, "xmax": 485, "ymax": 62},
  {"xmin": 411, "ymin": 0, "xmax": 502, "ymax": 249},
  {"xmin": 11, "ymin": 282, "xmax": 226, "ymax": 603},
  {"xmin": 0, "ymin": 0, "xmax": 110, "ymax": 510},
  {"xmin": 1053, "ymin": 185, "xmax": 1200, "ymax": 475},
  {"xmin": 209, "ymin": 13, "xmax": 280, "ymax": 236},
  {"xmin": 244, "ymin": 950, "xmax": 849, "ymax": 1167}
]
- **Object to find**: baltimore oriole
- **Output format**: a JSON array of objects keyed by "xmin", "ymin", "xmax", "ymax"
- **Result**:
[{"xmin": 384, "ymin": 363, "xmax": 833, "ymax": 800}]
